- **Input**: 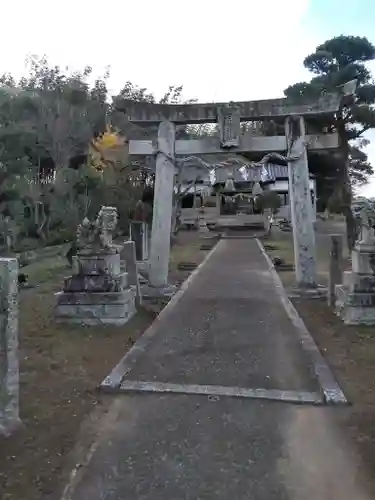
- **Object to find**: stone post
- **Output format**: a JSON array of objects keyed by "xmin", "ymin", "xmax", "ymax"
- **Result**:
[
  {"xmin": 120, "ymin": 240, "xmax": 142, "ymax": 307},
  {"xmin": 0, "ymin": 258, "xmax": 20, "ymax": 435},
  {"xmin": 129, "ymin": 221, "xmax": 149, "ymax": 262},
  {"xmin": 149, "ymin": 121, "xmax": 176, "ymax": 288},
  {"xmin": 285, "ymin": 116, "xmax": 317, "ymax": 288},
  {"xmin": 328, "ymin": 234, "xmax": 343, "ymax": 306}
]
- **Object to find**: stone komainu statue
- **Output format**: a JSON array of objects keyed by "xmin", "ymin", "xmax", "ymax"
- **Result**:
[
  {"xmin": 76, "ymin": 206, "xmax": 118, "ymax": 252},
  {"xmin": 358, "ymin": 201, "xmax": 375, "ymax": 244}
]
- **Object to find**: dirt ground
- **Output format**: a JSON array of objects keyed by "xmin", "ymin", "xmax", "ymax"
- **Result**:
[
  {"xmin": 0, "ymin": 230, "xmax": 215, "ymax": 500},
  {"xmin": 266, "ymin": 222, "xmax": 375, "ymax": 491}
]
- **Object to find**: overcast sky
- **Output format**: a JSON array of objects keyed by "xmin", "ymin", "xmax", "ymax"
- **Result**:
[{"xmin": 2, "ymin": 0, "xmax": 375, "ymax": 195}]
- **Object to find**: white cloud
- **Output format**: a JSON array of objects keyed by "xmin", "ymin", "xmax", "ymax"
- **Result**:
[{"xmin": 1, "ymin": 0, "xmax": 315, "ymax": 101}]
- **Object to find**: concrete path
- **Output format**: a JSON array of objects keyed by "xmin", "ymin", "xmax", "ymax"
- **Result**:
[{"xmin": 64, "ymin": 239, "xmax": 373, "ymax": 500}]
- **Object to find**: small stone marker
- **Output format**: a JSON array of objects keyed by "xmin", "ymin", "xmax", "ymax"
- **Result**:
[
  {"xmin": 0, "ymin": 258, "xmax": 20, "ymax": 435},
  {"xmin": 129, "ymin": 221, "xmax": 149, "ymax": 261},
  {"xmin": 120, "ymin": 241, "xmax": 142, "ymax": 307},
  {"xmin": 328, "ymin": 234, "xmax": 343, "ymax": 306}
]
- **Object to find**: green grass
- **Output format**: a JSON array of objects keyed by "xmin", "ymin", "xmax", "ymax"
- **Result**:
[{"xmin": 22, "ymin": 255, "xmax": 69, "ymax": 285}]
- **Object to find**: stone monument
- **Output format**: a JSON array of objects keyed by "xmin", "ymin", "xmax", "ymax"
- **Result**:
[
  {"xmin": 0, "ymin": 258, "xmax": 20, "ymax": 435},
  {"xmin": 336, "ymin": 202, "xmax": 375, "ymax": 324},
  {"xmin": 55, "ymin": 206, "xmax": 136, "ymax": 325}
]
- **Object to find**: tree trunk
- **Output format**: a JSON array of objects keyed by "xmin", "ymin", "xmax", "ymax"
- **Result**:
[
  {"xmin": 343, "ymin": 203, "xmax": 356, "ymax": 250},
  {"xmin": 337, "ymin": 118, "xmax": 356, "ymax": 251}
]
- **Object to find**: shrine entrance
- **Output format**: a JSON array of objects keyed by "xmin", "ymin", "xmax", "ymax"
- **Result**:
[{"xmin": 117, "ymin": 83, "xmax": 355, "ymax": 290}]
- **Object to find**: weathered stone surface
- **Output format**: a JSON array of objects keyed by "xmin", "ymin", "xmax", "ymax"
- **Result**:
[
  {"xmin": 120, "ymin": 241, "xmax": 142, "ymax": 307},
  {"xmin": 64, "ymin": 272, "xmax": 128, "ymax": 293},
  {"xmin": 56, "ymin": 288, "xmax": 135, "ymax": 305},
  {"xmin": 285, "ymin": 116, "xmax": 317, "ymax": 288},
  {"xmin": 335, "ymin": 284, "xmax": 346, "ymax": 310},
  {"xmin": 55, "ymin": 286, "xmax": 136, "ymax": 326},
  {"xmin": 56, "ymin": 301, "xmax": 135, "ymax": 319},
  {"xmin": 75, "ymin": 252, "xmax": 121, "ymax": 276},
  {"xmin": 344, "ymin": 272, "xmax": 375, "ymax": 293},
  {"xmin": 345, "ymin": 292, "xmax": 375, "ymax": 307},
  {"xmin": 76, "ymin": 206, "xmax": 119, "ymax": 253},
  {"xmin": 351, "ymin": 247, "xmax": 375, "ymax": 275},
  {"xmin": 117, "ymin": 93, "xmax": 343, "ymax": 124},
  {"xmin": 336, "ymin": 235, "xmax": 375, "ymax": 324},
  {"xmin": 56, "ymin": 208, "xmax": 136, "ymax": 326},
  {"xmin": 218, "ymin": 104, "xmax": 240, "ymax": 148},
  {"xmin": 129, "ymin": 221, "xmax": 149, "ymax": 262},
  {"xmin": 0, "ymin": 258, "xmax": 20, "ymax": 435},
  {"xmin": 339, "ymin": 305, "xmax": 375, "ymax": 325},
  {"xmin": 149, "ymin": 121, "xmax": 175, "ymax": 288},
  {"xmin": 129, "ymin": 133, "xmax": 339, "ymax": 156}
]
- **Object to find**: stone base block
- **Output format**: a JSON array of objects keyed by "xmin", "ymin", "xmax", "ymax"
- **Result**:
[
  {"xmin": 64, "ymin": 272, "xmax": 128, "ymax": 293},
  {"xmin": 339, "ymin": 305, "xmax": 375, "ymax": 325},
  {"xmin": 343, "ymin": 271, "xmax": 375, "ymax": 293},
  {"xmin": 56, "ymin": 288, "xmax": 135, "ymax": 305},
  {"xmin": 335, "ymin": 282, "xmax": 375, "ymax": 325},
  {"xmin": 345, "ymin": 291, "xmax": 375, "ymax": 307},
  {"xmin": 75, "ymin": 251, "xmax": 120, "ymax": 276},
  {"xmin": 55, "ymin": 287, "xmax": 136, "ymax": 326},
  {"xmin": 351, "ymin": 247, "xmax": 375, "ymax": 274}
]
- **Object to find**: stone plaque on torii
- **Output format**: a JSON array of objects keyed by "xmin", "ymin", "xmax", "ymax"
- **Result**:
[{"xmin": 117, "ymin": 83, "xmax": 356, "ymax": 292}]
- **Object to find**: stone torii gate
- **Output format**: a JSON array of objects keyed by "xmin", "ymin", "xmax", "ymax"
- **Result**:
[{"xmin": 118, "ymin": 84, "xmax": 355, "ymax": 292}]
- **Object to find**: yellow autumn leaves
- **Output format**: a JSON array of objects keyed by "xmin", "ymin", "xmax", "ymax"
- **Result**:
[{"xmin": 89, "ymin": 126, "xmax": 128, "ymax": 172}]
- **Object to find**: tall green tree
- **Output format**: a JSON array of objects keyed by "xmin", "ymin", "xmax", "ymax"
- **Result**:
[
  {"xmin": 0, "ymin": 88, "xmax": 32, "ymax": 248},
  {"xmin": 284, "ymin": 35, "xmax": 375, "ymax": 249}
]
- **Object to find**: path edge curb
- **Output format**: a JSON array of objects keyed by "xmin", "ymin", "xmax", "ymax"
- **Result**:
[
  {"xmin": 100, "ymin": 239, "xmax": 225, "ymax": 391},
  {"xmin": 256, "ymin": 238, "xmax": 348, "ymax": 405}
]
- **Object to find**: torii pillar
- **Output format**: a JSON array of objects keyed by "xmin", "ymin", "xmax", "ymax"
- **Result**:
[
  {"xmin": 285, "ymin": 116, "xmax": 317, "ymax": 288},
  {"xmin": 149, "ymin": 121, "xmax": 176, "ymax": 289}
]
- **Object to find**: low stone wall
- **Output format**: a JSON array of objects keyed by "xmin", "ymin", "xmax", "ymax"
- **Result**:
[
  {"xmin": 17, "ymin": 243, "xmax": 70, "ymax": 267},
  {"xmin": 0, "ymin": 258, "xmax": 20, "ymax": 435}
]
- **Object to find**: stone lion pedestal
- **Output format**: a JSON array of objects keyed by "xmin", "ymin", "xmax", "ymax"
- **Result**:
[
  {"xmin": 335, "ymin": 207, "xmax": 375, "ymax": 325},
  {"xmin": 55, "ymin": 207, "xmax": 136, "ymax": 326}
]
